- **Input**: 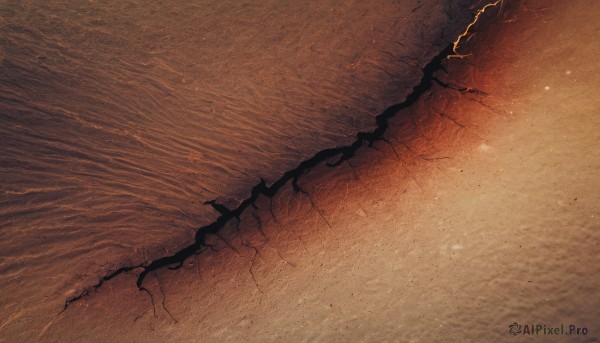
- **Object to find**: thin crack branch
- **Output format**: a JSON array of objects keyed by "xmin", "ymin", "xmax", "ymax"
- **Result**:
[
  {"xmin": 155, "ymin": 274, "xmax": 178, "ymax": 323},
  {"xmin": 433, "ymin": 77, "xmax": 489, "ymax": 96},
  {"xmin": 139, "ymin": 287, "xmax": 157, "ymax": 318},
  {"xmin": 240, "ymin": 242, "xmax": 264, "ymax": 294},
  {"xmin": 299, "ymin": 189, "xmax": 333, "ymax": 230},
  {"xmin": 251, "ymin": 211, "xmax": 269, "ymax": 242},
  {"xmin": 432, "ymin": 107, "xmax": 466, "ymax": 128},
  {"xmin": 249, "ymin": 211, "xmax": 295, "ymax": 267}
]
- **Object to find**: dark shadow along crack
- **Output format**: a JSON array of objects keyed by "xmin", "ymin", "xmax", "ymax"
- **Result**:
[{"xmin": 62, "ymin": 42, "xmax": 458, "ymax": 312}]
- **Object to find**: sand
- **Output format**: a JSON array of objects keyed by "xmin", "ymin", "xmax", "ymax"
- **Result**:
[
  {"xmin": 0, "ymin": 1, "xmax": 477, "ymax": 339},
  {"xmin": 1, "ymin": 0, "xmax": 599, "ymax": 342}
]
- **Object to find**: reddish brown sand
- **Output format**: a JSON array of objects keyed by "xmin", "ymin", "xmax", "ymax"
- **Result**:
[
  {"xmin": 0, "ymin": 1, "xmax": 476, "ymax": 340},
  {"xmin": 3, "ymin": 0, "xmax": 600, "ymax": 342}
]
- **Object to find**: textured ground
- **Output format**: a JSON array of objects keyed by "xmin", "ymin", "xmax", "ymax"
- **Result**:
[
  {"xmin": 2, "ymin": 0, "xmax": 600, "ymax": 342},
  {"xmin": 0, "ymin": 1, "xmax": 476, "ymax": 340}
]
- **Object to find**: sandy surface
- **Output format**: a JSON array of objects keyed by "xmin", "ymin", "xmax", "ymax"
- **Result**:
[
  {"xmin": 0, "ymin": 1, "xmax": 477, "ymax": 339},
  {"xmin": 2, "ymin": 0, "xmax": 600, "ymax": 342}
]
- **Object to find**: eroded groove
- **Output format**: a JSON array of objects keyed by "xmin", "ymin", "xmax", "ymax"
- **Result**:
[
  {"xmin": 63, "ymin": 0, "xmax": 503, "ymax": 309},
  {"xmin": 134, "ymin": 43, "xmax": 454, "ymax": 284},
  {"xmin": 61, "ymin": 42, "xmax": 453, "ymax": 312}
]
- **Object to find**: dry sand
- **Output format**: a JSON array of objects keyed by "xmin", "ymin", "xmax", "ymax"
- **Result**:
[
  {"xmin": 0, "ymin": 1, "xmax": 475, "ymax": 339},
  {"xmin": 2, "ymin": 0, "xmax": 600, "ymax": 342}
]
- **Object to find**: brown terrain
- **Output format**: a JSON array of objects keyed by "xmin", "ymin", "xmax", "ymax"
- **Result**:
[{"xmin": 1, "ymin": 0, "xmax": 599, "ymax": 342}]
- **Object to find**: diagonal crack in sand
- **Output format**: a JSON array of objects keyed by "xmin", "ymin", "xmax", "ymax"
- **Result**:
[{"xmin": 61, "ymin": 0, "xmax": 503, "ymax": 313}]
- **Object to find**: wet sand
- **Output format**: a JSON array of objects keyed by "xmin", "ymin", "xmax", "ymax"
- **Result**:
[{"xmin": 2, "ymin": 0, "xmax": 600, "ymax": 342}]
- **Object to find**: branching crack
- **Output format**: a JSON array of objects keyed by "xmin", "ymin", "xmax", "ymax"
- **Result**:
[
  {"xmin": 61, "ymin": 0, "xmax": 502, "ymax": 312},
  {"xmin": 62, "ymin": 42, "xmax": 453, "ymax": 311}
]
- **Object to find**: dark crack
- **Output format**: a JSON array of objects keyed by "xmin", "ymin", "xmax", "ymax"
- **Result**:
[
  {"xmin": 63, "ymin": 42, "xmax": 458, "ymax": 311},
  {"xmin": 203, "ymin": 200, "xmax": 232, "ymax": 216},
  {"xmin": 61, "ymin": 264, "xmax": 144, "ymax": 314}
]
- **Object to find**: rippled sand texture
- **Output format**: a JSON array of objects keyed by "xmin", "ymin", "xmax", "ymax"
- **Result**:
[
  {"xmin": 40, "ymin": 0, "xmax": 600, "ymax": 342},
  {"xmin": 0, "ymin": 0, "xmax": 481, "ymax": 340}
]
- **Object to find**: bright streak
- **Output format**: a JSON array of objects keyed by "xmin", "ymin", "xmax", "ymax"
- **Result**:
[{"xmin": 449, "ymin": 0, "xmax": 503, "ymax": 59}]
